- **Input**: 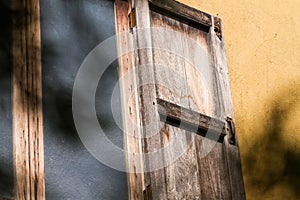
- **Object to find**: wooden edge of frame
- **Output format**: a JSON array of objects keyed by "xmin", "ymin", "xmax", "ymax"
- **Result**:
[{"xmin": 11, "ymin": 0, "xmax": 45, "ymax": 199}]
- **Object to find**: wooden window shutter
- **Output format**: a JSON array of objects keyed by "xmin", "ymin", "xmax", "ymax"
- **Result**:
[{"xmin": 115, "ymin": 0, "xmax": 245, "ymax": 199}]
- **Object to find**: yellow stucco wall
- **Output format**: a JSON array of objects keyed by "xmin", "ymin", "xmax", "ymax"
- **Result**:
[{"xmin": 178, "ymin": 0, "xmax": 300, "ymax": 199}]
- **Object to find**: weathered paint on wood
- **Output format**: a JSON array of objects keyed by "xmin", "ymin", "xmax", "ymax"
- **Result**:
[
  {"xmin": 115, "ymin": 0, "xmax": 245, "ymax": 199},
  {"xmin": 12, "ymin": 0, "xmax": 45, "ymax": 199}
]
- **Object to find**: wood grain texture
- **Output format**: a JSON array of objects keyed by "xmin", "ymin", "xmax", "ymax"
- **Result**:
[
  {"xmin": 149, "ymin": 0, "xmax": 211, "ymax": 32},
  {"xmin": 115, "ymin": 0, "xmax": 245, "ymax": 199},
  {"xmin": 157, "ymin": 98, "xmax": 226, "ymax": 141},
  {"xmin": 208, "ymin": 25, "xmax": 246, "ymax": 199},
  {"xmin": 177, "ymin": 13, "xmax": 233, "ymax": 199},
  {"xmin": 11, "ymin": 0, "xmax": 45, "ymax": 199},
  {"xmin": 180, "ymin": 22, "xmax": 213, "ymax": 115},
  {"xmin": 132, "ymin": 1, "xmax": 168, "ymax": 199},
  {"xmin": 160, "ymin": 123, "xmax": 202, "ymax": 200},
  {"xmin": 150, "ymin": 10, "xmax": 202, "ymax": 199},
  {"xmin": 195, "ymin": 139, "xmax": 233, "ymax": 199},
  {"xmin": 150, "ymin": 10, "xmax": 189, "ymax": 107},
  {"xmin": 115, "ymin": 1, "xmax": 145, "ymax": 199}
]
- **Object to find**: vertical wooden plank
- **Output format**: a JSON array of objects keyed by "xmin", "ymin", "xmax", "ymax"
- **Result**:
[
  {"xmin": 115, "ymin": 1, "xmax": 145, "ymax": 200},
  {"xmin": 150, "ymin": 11, "xmax": 189, "ymax": 107},
  {"xmin": 150, "ymin": 12, "xmax": 185, "ymax": 200},
  {"xmin": 209, "ymin": 22, "xmax": 246, "ymax": 199},
  {"xmin": 12, "ymin": 0, "xmax": 45, "ymax": 199},
  {"xmin": 179, "ymin": 21, "xmax": 232, "ymax": 199},
  {"xmin": 181, "ymin": 25, "xmax": 227, "ymax": 199},
  {"xmin": 160, "ymin": 124, "xmax": 202, "ymax": 200},
  {"xmin": 195, "ymin": 139, "xmax": 233, "ymax": 199},
  {"xmin": 181, "ymin": 24, "xmax": 213, "ymax": 115},
  {"xmin": 150, "ymin": 11, "xmax": 201, "ymax": 199},
  {"xmin": 130, "ymin": 0, "xmax": 170, "ymax": 199}
]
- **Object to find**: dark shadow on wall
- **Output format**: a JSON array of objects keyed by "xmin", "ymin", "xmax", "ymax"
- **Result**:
[
  {"xmin": 40, "ymin": 0, "xmax": 128, "ymax": 199},
  {"xmin": 0, "ymin": 0, "xmax": 13, "ymax": 198},
  {"xmin": 0, "ymin": 166, "xmax": 13, "ymax": 199},
  {"xmin": 243, "ymin": 84, "xmax": 300, "ymax": 198}
]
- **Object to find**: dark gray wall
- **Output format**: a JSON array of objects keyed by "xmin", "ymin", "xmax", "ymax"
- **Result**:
[
  {"xmin": 0, "ymin": 0, "xmax": 13, "ymax": 198},
  {"xmin": 40, "ymin": 0, "xmax": 128, "ymax": 199}
]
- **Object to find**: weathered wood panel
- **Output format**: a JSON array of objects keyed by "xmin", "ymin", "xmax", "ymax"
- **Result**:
[
  {"xmin": 12, "ymin": 0, "xmax": 45, "ymax": 199},
  {"xmin": 116, "ymin": 0, "xmax": 245, "ymax": 199},
  {"xmin": 180, "ymin": 23, "xmax": 212, "ymax": 115},
  {"xmin": 149, "ymin": 0, "xmax": 211, "ymax": 32},
  {"xmin": 115, "ymin": 1, "xmax": 145, "ymax": 199},
  {"xmin": 150, "ymin": 10, "xmax": 202, "ymax": 199},
  {"xmin": 150, "ymin": 9, "xmax": 233, "ymax": 199},
  {"xmin": 150, "ymin": 11, "xmax": 189, "ymax": 107},
  {"xmin": 132, "ymin": 0, "xmax": 169, "ymax": 199},
  {"xmin": 157, "ymin": 98, "xmax": 226, "ymax": 140},
  {"xmin": 159, "ymin": 123, "xmax": 202, "ymax": 200},
  {"xmin": 208, "ymin": 25, "xmax": 246, "ymax": 199},
  {"xmin": 180, "ymin": 16, "xmax": 233, "ymax": 199}
]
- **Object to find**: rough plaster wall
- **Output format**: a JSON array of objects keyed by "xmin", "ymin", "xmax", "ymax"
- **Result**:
[
  {"xmin": 178, "ymin": 0, "xmax": 300, "ymax": 199},
  {"xmin": 41, "ymin": 0, "xmax": 127, "ymax": 199}
]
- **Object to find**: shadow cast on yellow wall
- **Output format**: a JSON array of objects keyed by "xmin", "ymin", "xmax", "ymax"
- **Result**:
[{"xmin": 243, "ymin": 83, "xmax": 300, "ymax": 199}]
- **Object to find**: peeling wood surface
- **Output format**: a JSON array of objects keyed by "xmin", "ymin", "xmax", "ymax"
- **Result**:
[
  {"xmin": 115, "ymin": 0, "xmax": 245, "ymax": 199},
  {"xmin": 12, "ymin": 0, "xmax": 45, "ymax": 199}
]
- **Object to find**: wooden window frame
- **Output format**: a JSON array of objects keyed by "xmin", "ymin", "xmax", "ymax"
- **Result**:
[
  {"xmin": 11, "ymin": 0, "xmax": 45, "ymax": 199},
  {"xmin": 8, "ymin": 0, "xmax": 245, "ymax": 199}
]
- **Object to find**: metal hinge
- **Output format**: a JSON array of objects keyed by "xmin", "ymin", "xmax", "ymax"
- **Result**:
[
  {"xmin": 129, "ymin": 8, "xmax": 136, "ymax": 29},
  {"xmin": 226, "ymin": 116, "xmax": 236, "ymax": 145},
  {"xmin": 213, "ymin": 16, "xmax": 222, "ymax": 40}
]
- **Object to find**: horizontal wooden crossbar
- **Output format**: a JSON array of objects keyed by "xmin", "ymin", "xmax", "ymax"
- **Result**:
[
  {"xmin": 157, "ymin": 98, "xmax": 226, "ymax": 142},
  {"xmin": 149, "ymin": 0, "xmax": 222, "ymax": 37}
]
